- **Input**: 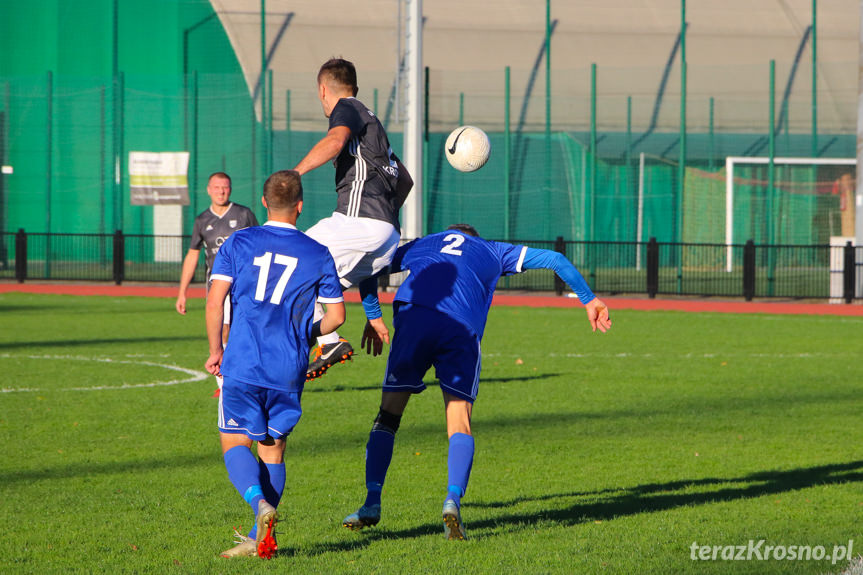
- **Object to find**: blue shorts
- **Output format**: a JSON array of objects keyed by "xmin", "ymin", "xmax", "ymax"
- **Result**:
[
  {"xmin": 383, "ymin": 304, "xmax": 481, "ymax": 403},
  {"xmin": 218, "ymin": 377, "xmax": 302, "ymax": 441}
]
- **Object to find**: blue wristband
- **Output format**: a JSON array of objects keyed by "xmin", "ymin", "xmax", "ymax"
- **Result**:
[{"xmin": 362, "ymin": 292, "xmax": 382, "ymax": 320}]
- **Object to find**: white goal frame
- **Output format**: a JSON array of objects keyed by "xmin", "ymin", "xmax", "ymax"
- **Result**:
[{"xmin": 724, "ymin": 156, "xmax": 857, "ymax": 272}]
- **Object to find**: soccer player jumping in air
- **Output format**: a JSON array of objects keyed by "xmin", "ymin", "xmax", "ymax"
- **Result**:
[
  {"xmin": 343, "ymin": 224, "xmax": 611, "ymax": 540},
  {"xmin": 293, "ymin": 58, "xmax": 412, "ymax": 381},
  {"xmin": 205, "ymin": 170, "xmax": 345, "ymax": 558}
]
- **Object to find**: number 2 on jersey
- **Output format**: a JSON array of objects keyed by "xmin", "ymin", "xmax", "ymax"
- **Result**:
[
  {"xmin": 253, "ymin": 252, "xmax": 298, "ymax": 304},
  {"xmin": 440, "ymin": 233, "xmax": 465, "ymax": 256}
]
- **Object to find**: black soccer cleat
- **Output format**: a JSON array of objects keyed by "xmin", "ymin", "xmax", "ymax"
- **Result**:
[{"xmin": 306, "ymin": 338, "xmax": 354, "ymax": 382}]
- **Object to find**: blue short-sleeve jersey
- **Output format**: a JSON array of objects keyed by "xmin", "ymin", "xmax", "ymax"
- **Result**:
[
  {"xmin": 210, "ymin": 222, "xmax": 343, "ymax": 391},
  {"xmin": 390, "ymin": 231, "xmax": 527, "ymax": 338}
]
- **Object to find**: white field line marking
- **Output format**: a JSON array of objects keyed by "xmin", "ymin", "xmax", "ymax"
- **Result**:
[
  {"xmin": 0, "ymin": 353, "xmax": 209, "ymax": 393},
  {"xmin": 484, "ymin": 352, "xmax": 835, "ymax": 359}
]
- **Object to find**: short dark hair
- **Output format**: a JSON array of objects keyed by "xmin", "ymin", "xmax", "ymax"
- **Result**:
[
  {"xmin": 446, "ymin": 223, "xmax": 479, "ymax": 237},
  {"xmin": 317, "ymin": 58, "xmax": 358, "ymax": 95},
  {"xmin": 208, "ymin": 172, "xmax": 231, "ymax": 185},
  {"xmin": 263, "ymin": 170, "xmax": 303, "ymax": 211}
]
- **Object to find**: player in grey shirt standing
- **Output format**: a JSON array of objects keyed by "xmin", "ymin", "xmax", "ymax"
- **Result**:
[
  {"xmin": 294, "ymin": 58, "xmax": 413, "ymax": 381},
  {"xmin": 176, "ymin": 171, "xmax": 259, "ymax": 394}
]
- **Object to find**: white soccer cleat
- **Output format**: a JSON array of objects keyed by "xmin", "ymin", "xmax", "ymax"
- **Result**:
[{"xmin": 219, "ymin": 529, "xmax": 257, "ymax": 558}]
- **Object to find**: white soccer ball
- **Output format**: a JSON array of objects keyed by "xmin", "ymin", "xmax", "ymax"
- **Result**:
[{"xmin": 444, "ymin": 125, "xmax": 490, "ymax": 173}]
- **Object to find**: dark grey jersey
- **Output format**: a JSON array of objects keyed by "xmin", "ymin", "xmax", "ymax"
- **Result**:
[
  {"xmin": 189, "ymin": 203, "xmax": 259, "ymax": 279},
  {"xmin": 329, "ymin": 98, "xmax": 403, "ymax": 229}
]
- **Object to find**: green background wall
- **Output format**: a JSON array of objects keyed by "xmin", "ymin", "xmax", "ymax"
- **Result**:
[
  {"xmin": 0, "ymin": 1, "xmax": 855, "ymax": 251},
  {"xmin": 0, "ymin": 0, "xmax": 257, "ymax": 238}
]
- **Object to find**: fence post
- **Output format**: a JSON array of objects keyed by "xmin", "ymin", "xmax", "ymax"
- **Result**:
[
  {"xmin": 15, "ymin": 228, "xmax": 26, "ymax": 283},
  {"xmin": 554, "ymin": 236, "xmax": 566, "ymax": 295},
  {"xmin": 646, "ymin": 237, "xmax": 658, "ymax": 298},
  {"xmin": 112, "ymin": 229, "xmax": 125, "ymax": 285},
  {"xmin": 843, "ymin": 241, "xmax": 855, "ymax": 304},
  {"xmin": 743, "ymin": 239, "xmax": 756, "ymax": 301}
]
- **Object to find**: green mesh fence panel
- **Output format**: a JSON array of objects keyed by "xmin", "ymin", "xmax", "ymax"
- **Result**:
[
  {"xmin": 183, "ymin": 72, "xmax": 263, "ymax": 228},
  {"xmin": 684, "ymin": 167, "xmax": 725, "ymax": 245},
  {"xmin": 730, "ymin": 161, "xmax": 856, "ymax": 247},
  {"xmin": 1, "ymin": 0, "xmax": 858, "ymax": 278},
  {"xmin": 422, "ymin": 131, "xmax": 682, "ymax": 246},
  {"xmin": 682, "ymin": 166, "xmax": 726, "ymax": 269}
]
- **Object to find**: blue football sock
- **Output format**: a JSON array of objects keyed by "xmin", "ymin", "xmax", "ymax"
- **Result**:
[
  {"xmin": 224, "ymin": 446, "xmax": 265, "ymax": 528},
  {"xmin": 446, "ymin": 433, "xmax": 475, "ymax": 508},
  {"xmin": 259, "ymin": 460, "xmax": 286, "ymax": 506},
  {"xmin": 248, "ymin": 460, "xmax": 286, "ymax": 539},
  {"xmin": 364, "ymin": 488, "xmax": 382, "ymax": 507},
  {"xmin": 364, "ymin": 429, "xmax": 395, "ymax": 507}
]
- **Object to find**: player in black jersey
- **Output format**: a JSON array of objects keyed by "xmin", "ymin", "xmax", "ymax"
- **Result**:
[
  {"xmin": 176, "ymin": 172, "xmax": 259, "ymax": 394},
  {"xmin": 294, "ymin": 58, "xmax": 413, "ymax": 381}
]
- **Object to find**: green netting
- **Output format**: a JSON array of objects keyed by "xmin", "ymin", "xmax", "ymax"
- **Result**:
[
  {"xmin": 0, "ymin": 0, "xmax": 253, "ymax": 255},
  {"xmin": 1, "ymin": 73, "xmax": 262, "ymax": 239},
  {"xmin": 684, "ymin": 167, "xmax": 725, "ymax": 245},
  {"xmin": 4, "ymin": 80, "xmax": 856, "ymax": 248},
  {"xmin": 0, "ymin": 0, "xmax": 857, "ymax": 277},
  {"xmin": 424, "ymin": 132, "xmax": 585, "ymax": 241},
  {"xmin": 729, "ymin": 162, "xmax": 855, "ymax": 246},
  {"xmin": 422, "ymin": 133, "xmax": 683, "ymax": 246}
]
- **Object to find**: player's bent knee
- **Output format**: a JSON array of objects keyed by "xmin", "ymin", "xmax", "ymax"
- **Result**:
[{"xmin": 372, "ymin": 408, "xmax": 402, "ymax": 435}]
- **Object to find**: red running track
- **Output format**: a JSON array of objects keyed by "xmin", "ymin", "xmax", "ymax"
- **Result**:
[{"xmin": 2, "ymin": 281, "xmax": 863, "ymax": 316}]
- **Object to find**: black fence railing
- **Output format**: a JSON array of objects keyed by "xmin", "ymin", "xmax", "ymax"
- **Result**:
[
  {"xmin": 1, "ymin": 230, "xmax": 861, "ymax": 302},
  {"xmin": 0, "ymin": 230, "xmax": 207, "ymax": 285}
]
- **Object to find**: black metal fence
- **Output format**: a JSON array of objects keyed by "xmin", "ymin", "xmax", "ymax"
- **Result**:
[
  {"xmin": 0, "ymin": 230, "xmax": 206, "ymax": 285},
  {"xmin": 1, "ymin": 230, "xmax": 861, "ymax": 302}
]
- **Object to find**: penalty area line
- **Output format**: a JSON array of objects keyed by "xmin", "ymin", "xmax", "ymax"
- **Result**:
[{"xmin": 0, "ymin": 353, "xmax": 209, "ymax": 393}]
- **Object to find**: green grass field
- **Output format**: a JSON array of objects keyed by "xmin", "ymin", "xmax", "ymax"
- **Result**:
[{"xmin": 1, "ymin": 292, "xmax": 861, "ymax": 574}]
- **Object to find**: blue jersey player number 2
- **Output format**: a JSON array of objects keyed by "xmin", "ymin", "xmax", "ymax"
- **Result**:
[{"xmin": 344, "ymin": 224, "xmax": 611, "ymax": 540}]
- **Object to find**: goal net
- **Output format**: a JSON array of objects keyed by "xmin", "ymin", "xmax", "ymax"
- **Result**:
[{"xmin": 723, "ymin": 157, "xmax": 856, "ymax": 271}]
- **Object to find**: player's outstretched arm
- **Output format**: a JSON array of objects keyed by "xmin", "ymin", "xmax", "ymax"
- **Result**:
[
  {"xmin": 294, "ymin": 126, "xmax": 351, "ymax": 175},
  {"xmin": 204, "ymin": 279, "xmax": 231, "ymax": 375},
  {"xmin": 355, "ymin": 242, "xmax": 414, "ymax": 355},
  {"xmin": 520, "ymin": 247, "xmax": 611, "ymax": 333},
  {"xmin": 176, "ymin": 249, "xmax": 200, "ymax": 314},
  {"xmin": 358, "ymin": 275, "xmax": 390, "ymax": 355},
  {"xmin": 521, "ymin": 247, "xmax": 595, "ymax": 301}
]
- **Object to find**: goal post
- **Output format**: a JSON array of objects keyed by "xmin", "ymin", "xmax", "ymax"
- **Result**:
[
  {"xmin": 724, "ymin": 156, "xmax": 857, "ymax": 272},
  {"xmin": 401, "ymin": 0, "xmax": 423, "ymax": 241}
]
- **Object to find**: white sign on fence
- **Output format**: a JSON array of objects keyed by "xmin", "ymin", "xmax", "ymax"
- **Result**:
[{"xmin": 129, "ymin": 152, "xmax": 190, "ymax": 205}]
